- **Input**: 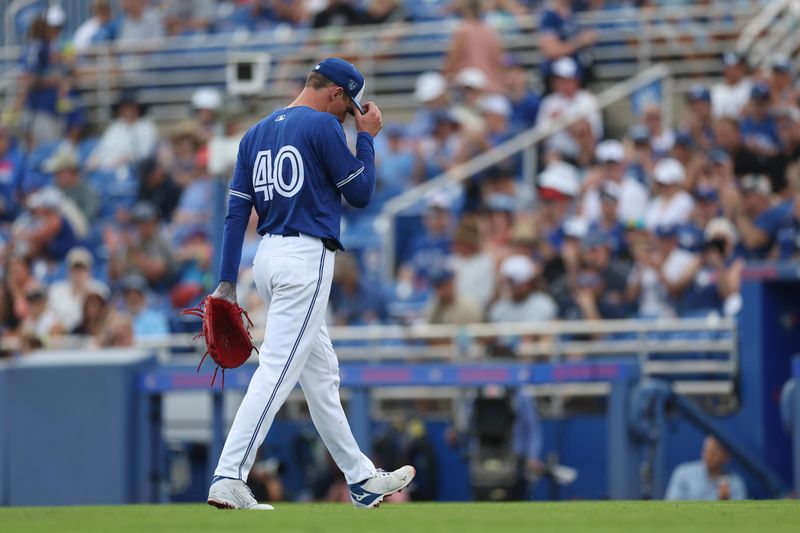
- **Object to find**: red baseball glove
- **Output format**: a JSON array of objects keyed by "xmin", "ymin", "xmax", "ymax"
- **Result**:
[{"xmin": 182, "ymin": 296, "xmax": 258, "ymax": 389}]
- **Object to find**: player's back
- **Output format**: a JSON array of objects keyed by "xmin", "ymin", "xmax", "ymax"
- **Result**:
[{"xmin": 233, "ymin": 106, "xmax": 354, "ymax": 244}]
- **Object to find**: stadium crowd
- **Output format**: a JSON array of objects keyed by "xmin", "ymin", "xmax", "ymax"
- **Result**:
[{"xmin": 0, "ymin": 0, "xmax": 798, "ymax": 356}]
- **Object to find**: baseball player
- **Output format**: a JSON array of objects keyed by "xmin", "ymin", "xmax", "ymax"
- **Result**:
[{"xmin": 206, "ymin": 58, "xmax": 415, "ymax": 510}]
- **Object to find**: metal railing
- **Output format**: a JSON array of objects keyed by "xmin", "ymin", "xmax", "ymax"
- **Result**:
[
  {"xmin": 736, "ymin": 0, "xmax": 800, "ymax": 71},
  {"xmin": 376, "ymin": 63, "xmax": 672, "ymax": 280}
]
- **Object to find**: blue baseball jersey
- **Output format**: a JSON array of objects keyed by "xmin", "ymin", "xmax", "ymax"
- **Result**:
[{"xmin": 219, "ymin": 106, "xmax": 376, "ymax": 282}]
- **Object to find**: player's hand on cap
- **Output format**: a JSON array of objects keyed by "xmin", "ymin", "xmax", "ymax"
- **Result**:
[{"xmin": 354, "ymin": 101, "xmax": 382, "ymax": 138}]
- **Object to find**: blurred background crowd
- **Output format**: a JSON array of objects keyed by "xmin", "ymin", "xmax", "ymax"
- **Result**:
[{"xmin": 0, "ymin": 0, "xmax": 797, "ymax": 356}]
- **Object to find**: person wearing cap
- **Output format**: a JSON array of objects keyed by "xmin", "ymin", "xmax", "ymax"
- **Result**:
[
  {"xmin": 488, "ymin": 255, "xmax": 557, "ymax": 324},
  {"xmin": 118, "ymin": 0, "xmax": 165, "ymax": 42},
  {"xmin": 722, "ymin": 173, "xmax": 793, "ymax": 260},
  {"xmin": 768, "ymin": 54, "xmax": 793, "ymax": 107},
  {"xmin": 536, "ymin": 56, "xmax": 602, "ymax": 159},
  {"xmin": 680, "ymin": 187, "xmax": 722, "ymax": 253},
  {"xmin": 73, "ymin": 0, "xmax": 117, "ymax": 53},
  {"xmin": 138, "ymin": 157, "xmax": 181, "ymax": 222},
  {"xmin": 450, "ymin": 67, "xmax": 491, "ymax": 133},
  {"xmin": 712, "ymin": 116, "xmax": 763, "ymax": 178},
  {"xmin": 443, "ymin": 0, "xmax": 504, "ymax": 93},
  {"xmin": 711, "ymin": 51, "xmax": 752, "ymax": 120},
  {"xmin": 191, "ymin": 87, "xmax": 224, "ymax": 141},
  {"xmin": 537, "ymin": 0, "xmax": 596, "ymax": 90},
  {"xmin": 424, "ymin": 266, "xmax": 482, "ymax": 326},
  {"xmin": 399, "ymin": 191, "xmax": 454, "ymax": 289},
  {"xmin": 504, "ymin": 55, "xmax": 541, "ymax": 135},
  {"xmin": 374, "ymin": 123, "xmax": 421, "ymax": 199},
  {"xmin": 407, "ymin": 71, "xmax": 450, "ymax": 139},
  {"xmin": 626, "ymin": 224, "xmax": 699, "ymax": 319},
  {"xmin": 641, "ymin": 104, "xmax": 676, "ymax": 158},
  {"xmin": 19, "ymin": 285, "xmax": 64, "ymax": 344},
  {"xmin": 775, "ymin": 191, "xmax": 800, "ymax": 260},
  {"xmin": 44, "ymin": 147, "xmax": 99, "ymax": 221},
  {"xmin": 109, "ymin": 201, "xmax": 176, "ymax": 288},
  {"xmin": 47, "ymin": 247, "xmax": 109, "ymax": 332},
  {"xmin": 588, "ymin": 182, "xmax": 627, "ymax": 258},
  {"xmin": 88, "ymin": 91, "xmax": 158, "ymax": 170},
  {"xmin": 683, "ymin": 84, "xmax": 714, "ymax": 151},
  {"xmin": 645, "ymin": 158, "xmax": 695, "ymax": 231},
  {"xmin": 418, "ymin": 109, "xmax": 462, "ymax": 179},
  {"xmin": 569, "ymin": 230, "xmax": 631, "ymax": 320},
  {"xmin": 165, "ymin": 119, "xmax": 206, "ymax": 187},
  {"xmin": 537, "ymin": 160, "xmax": 581, "ymax": 239},
  {"xmin": 207, "ymin": 58, "xmax": 416, "ymax": 509},
  {"xmin": 679, "ymin": 218, "xmax": 744, "ymax": 317},
  {"xmin": 740, "ymin": 82, "xmax": 780, "ymax": 157},
  {"xmin": 118, "ymin": 274, "xmax": 169, "ymax": 338},
  {"xmin": 329, "ymin": 252, "xmax": 387, "ymax": 326},
  {"xmin": 19, "ymin": 186, "xmax": 83, "ymax": 262},
  {"xmin": 0, "ymin": 125, "xmax": 23, "ymax": 221},
  {"xmin": 460, "ymin": 95, "xmax": 515, "ymax": 168},
  {"xmin": 583, "ymin": 139, "xmax": 648, "ymax": 225}
]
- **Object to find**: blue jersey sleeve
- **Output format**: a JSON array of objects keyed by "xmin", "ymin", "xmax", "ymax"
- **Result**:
[
  {"xmin": 318, "ymin": 120, "xmax": 376, "ymax": 208},
  {"xmin": 219, "ymin": 141, "xmax": 254, "ymax": 283}
]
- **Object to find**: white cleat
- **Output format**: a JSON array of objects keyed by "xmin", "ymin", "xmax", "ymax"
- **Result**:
[
  {"xmin": 348, "ymin": 465, "xmax": 416, "ymax": 508},
  {"xmin": 207, "ymin": 477, "xmax": 274, "ymax": 510}
]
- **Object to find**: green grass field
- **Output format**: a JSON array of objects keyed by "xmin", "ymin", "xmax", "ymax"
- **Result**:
[{"xmin": 1, "ymin": 501, "xmax": 798, "ymax": 533}]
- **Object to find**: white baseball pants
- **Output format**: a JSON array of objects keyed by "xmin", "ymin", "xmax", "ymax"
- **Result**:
[{"xmin": 214, "ymin": 234, "xmax": 376, "ymax": 484}]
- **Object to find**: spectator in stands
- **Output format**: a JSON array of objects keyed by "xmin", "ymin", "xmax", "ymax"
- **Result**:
[
  {"xmin": 683, "ymin": 85, "xmax": 714, "ymax": 152},
  {"xmin": 137, "ymin": 157, "xmax": 181, "ymax": 223},
  {"xmin": 88, "ymin": 92, "xmax": 158, "ymax": 170},
  {"xmin": 625, "ymin": 124, "xmax": 656, "ymax": 185},
  {"xmin": 19, "ymin": 286, "xmax": 63, "ymax": 343},
  {"xmin": 73, "ymin": 0, "xmax": 118, "ymax": 53},
  {"xmin": 425, "ymin": 267, "xmax": 482, "ymax": 326},
  {"xmin": 329, "ymin": 253, "xmax": 387, "ymax": 326},
  {"xmin": 450, "ymin": 67, "xmax": 490, "ymax": 134},
  {"xmin": 626, "ymin": 224, "xmax": 698, "ymax": 318},
  {"xmin": 9, "ymin": 14, "xmax": 66, "ymax": 147},
  {"xmin": 504, "ymin": 55, "xmax": 541, "ymax": 135},
  {"xmin": 582, "ymin": 139, "xmax": 649, "ymax": 225},
  {"xmin": 488, "ymin": 255, "xmax": 558, "ymax": 324},
  {"xmin": 775, "ymin": 191, "xmax": 800, "ymax": 259},
  {"xmin": 768, "ymin": 55, "xmax": 794, "ymax": 107},
  {"xmin": 771, "ymin": 107, "xmax": 800, "ymax": 197},
  {"xmin": 536, "ymin": 161, "xmax": 581, "ymax": 257},
  {"xmin": 741, "ymin": 82, "xmax": 780, "ymax": 158},
  {"xmin": 641, "ymin": 104, "xmax": 675, "ymax": 159},
  {"xmin": 363, "ymin": 0, "xmax": 409, "ymax": 25},
  {"xmin": 14, "ymin": 186, "xmax": 85, "ymax": 262},
  {"xmin": 680, "ymin": 218, "xmax": 743, "ymax": 317},
  {"xmin": 72, "ymin": 288, "xmax": 112, "ymax": 341},
  {"xmin": 408, "ymin": 71, "xmax": 450, "ymax": 139},
  {"xmin": 47, "ymin": 247, "xmax": 108, "ymax": 333},
  {"xmin": 568, "ymin": 230, "xmax": 631, "ymax": 320},
  {"xmin": 117, "ymin": 0, "xmax": 165, "ymax": 42},
  {"xmin": 666, "ymin": 435, "xmax": 746, "ymax": 500},
  {"xmin": 171, "ymin": 229, "xmax": 213, "ymax": 309},
  {"xmin": 536, "ymin": 57, "xmax": 602, "ymax": 160},
  {"xmin": 722, "ymin": 173, "xmax": 792, "ymax": 260},
  {"xmin": 374, "ymin": 124, "xmax": 421, "ymax": 198},
  {"xmin": 645, "ymin": 158, "xmax": 694, "ymax": 230},
  {"xmin": 711, "ymin": 52, "xmax": 752, "ymax": 120},
  {"xmin": 482, "ymin": 193, "xmax": 517, "ymax": 264},
  {"xmin": 450, "ymin": 216, "xmax": 495, "ymax": 310},
  {"xmin": 118, "ymin": 275, "xmax": 169, "ymax": 338},
  {"xmin": 191, "ymin": 88, "xmax": 224, "ymax": 142},
  {"xmin": 418, "ymin": 111, "xmax": 463, "ymax": 179},
  {"xmin": 312, "ymin": 0, "xmax": 364, "ymax": 28},
  {"xmin": 460, "ymin": 95, "xmax": 514, "ymax": 167},
  {"xmin": 4, "ymin": 254, "xmax": 38, "ymax": 328},
  {"xmin": 566, "ymin": 118, "xmax": 599, "ymax": 170},
  {"xmin": 713, "ymin": 116, "xmax": 764, "ymax": 179},
  {"xmin": 109, "ymin": 201, "xmax": 176, "ymax": 289},
  {"xmin": 162, "ymin": 0, "xmax": 217, "ymax": 36},
  {"xmin": 97, "ymin": 312, "xmax": 134, "ymax": 347},
  {"xmin": 43, "ymin": 147, "xmax": 99, "ymax": 221},
  {"xmin": 163, "ymin": 120, "xmax": 204, "ymax": 188},
  {"xmin": 443, "ymin": 0, "xmax": 504, "ymax": 93},
  {"xmin": 588, "ymin": 182, "xmax": 628, "ymax": 258},
  {"xmin": 399, "ymin": 192, "xmax": 453, "ymax": 290},
  {"xmin": 537, "ymin": 0, "xmax": 597, "ymax": 90},
  {"xmin": 0, "ymin": 125, "xmax": 23, "ymax": 222},
  {"xmin": 171, "ymin": 150, "xmax": 217, "ymax": 242},
  {"xmin": 679, "ymin": 187, "xmax": 721, "ymax": 253},
  {"xmin": 669, "ymin": 132, "xmax": 697, "ymax": 173}
]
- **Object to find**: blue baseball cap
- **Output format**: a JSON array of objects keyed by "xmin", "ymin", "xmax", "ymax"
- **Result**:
[
  {"xmin": 312, "ymin": 58, "xmax": 366, "ymax": 114},
  {"xmin": 750, "ymin": 81, "xmax": 771, "ymax": 102},
  {"xmin": 686, "ymin": 84, "xmax": 711, "ymax": 103},
  {"xmin": 655, "ymin": 224, "xmax": 679, "ymax": 239}
]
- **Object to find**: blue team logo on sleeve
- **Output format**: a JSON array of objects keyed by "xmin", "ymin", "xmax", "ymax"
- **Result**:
[{"xmin": 252, "ymin": 145, "xmax": 305, "ymax": 201}]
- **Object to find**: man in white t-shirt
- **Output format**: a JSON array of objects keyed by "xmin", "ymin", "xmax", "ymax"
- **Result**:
[
  {"xmin": 47, "ymin": 247, "xmax": 109, "ymax": 332},
  {"xmin": 488, "ymin": 255, "xmax": 558, "ymax": 323},
  {"xmin": 536, "ymin": 57, "xmax": 602, "ymax": 158},
  {"xmin": 645, "ymin": 158, "xmax": 695, "ymax": 230},
  {"xmin": 628, "ymin": 225, "xmax": 699, "ymax": 318},
  {"xmin": 582, "ymin": 139, "xmax": 649, "ymax": 224},
  {"xmin": 712, "ymin": 52, "xmax": 752, "ymax": 119}
]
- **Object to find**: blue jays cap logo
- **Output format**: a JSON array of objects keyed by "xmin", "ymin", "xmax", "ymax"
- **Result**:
[{"xmin": 312, "ymin": 58, "xmax": 366, "ymax": 115}]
